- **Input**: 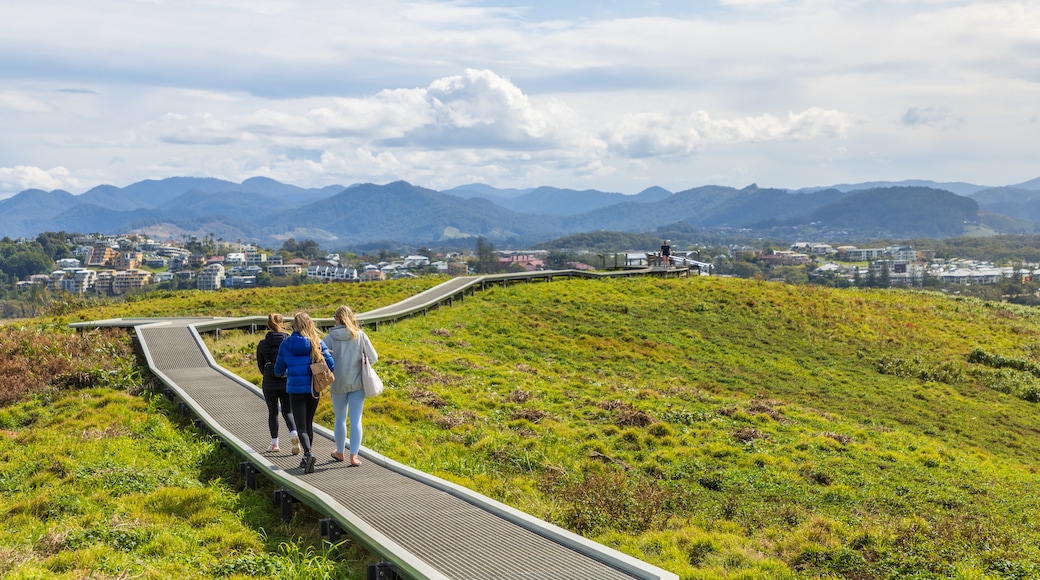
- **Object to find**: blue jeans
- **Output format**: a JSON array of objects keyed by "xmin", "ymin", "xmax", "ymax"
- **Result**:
[{"xmin": 331, "ymin": 389, "xmax": 366, "ymax": 455}]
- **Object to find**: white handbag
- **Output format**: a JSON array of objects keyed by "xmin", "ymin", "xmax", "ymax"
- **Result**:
[{"xmin": 361, "ymin": 349, "xmax": 383, "ymax": 397}]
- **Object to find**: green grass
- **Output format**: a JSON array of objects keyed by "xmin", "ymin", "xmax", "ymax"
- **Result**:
[
  {"xmin": 8, "ymin": 274, "xmax": 1040, "ymax": 578},
  {"xmin": 55, "ymin": 277, "xmax": 446, "ymax": 323}
]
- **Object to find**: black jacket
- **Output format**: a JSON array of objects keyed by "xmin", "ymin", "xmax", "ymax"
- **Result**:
[{"xmin": 256, "ymin": 331, "xmax": 288, "ymax": 390}]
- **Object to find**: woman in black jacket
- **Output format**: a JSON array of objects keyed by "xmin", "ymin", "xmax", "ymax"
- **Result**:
[{"xmin": 256, "ymin": 313, "xmax": 299, "ymax": 453}]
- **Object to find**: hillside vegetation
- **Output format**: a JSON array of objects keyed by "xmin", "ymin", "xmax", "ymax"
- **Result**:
[
  {"xmin": 4, "ymin": 276, "xmax": 1040, "ymax": 578},
  {"xmin": 205, "ymin": 276, "xmax": 1040, "ymax": 578}
]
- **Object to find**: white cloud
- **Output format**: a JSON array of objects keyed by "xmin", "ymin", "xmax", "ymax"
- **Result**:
[
  {"xmin": 0, "ymin": 166, "xmax": 79, "ymax": 196},
  {"xmin": 605, "ymin": 107, "xmax": 854, "ymax": 158},
  {"xmin": 0, "ymin": 92, "xmax": 51, "ymax": 113},
  {"xmin": 0, "ymin": 0, "xmax": 1038, "ymax": 195}
]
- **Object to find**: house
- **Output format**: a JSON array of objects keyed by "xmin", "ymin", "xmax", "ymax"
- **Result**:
[
  {"xmin": 308, "ymin": 265, "xmax": 358, "ymax": 283},
  {"xmin": 268, "ymin": 264, "xmax": 303, "ymax": 277},
  {"xmin": 227, "ymin": 276, "xmax": 258, "ymax": 288},
  {"xmin": 402, "ymin": 255, "xmax": 430, "ymax": 269},
  {"xmin": 358, "ymin": 269, "xmax": 385, "ymax": 282}
]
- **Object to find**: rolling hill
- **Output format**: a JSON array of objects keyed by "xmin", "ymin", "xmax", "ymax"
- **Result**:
[{"xmin": 26, "ymin": 274, "xmax": 1040, "ymax": 578}]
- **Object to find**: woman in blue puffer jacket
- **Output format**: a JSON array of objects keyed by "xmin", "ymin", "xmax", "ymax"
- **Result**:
[{"xmin": 274, "ymin": 311, "xmax": 334, "ymax": 474}]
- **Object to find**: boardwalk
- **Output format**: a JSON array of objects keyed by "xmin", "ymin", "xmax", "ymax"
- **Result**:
[{"xmin": 76, "ymin": 272, "xmax": 679, "ymax": 580}]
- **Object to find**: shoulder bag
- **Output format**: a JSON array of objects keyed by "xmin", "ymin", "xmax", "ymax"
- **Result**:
[
  {"xmin": 361, "ymin": 349, "xmax": 384, "ymax": 397},
  {"xmin": 310, "ymin": 357, "xmax": 334, "ymax": 397}
]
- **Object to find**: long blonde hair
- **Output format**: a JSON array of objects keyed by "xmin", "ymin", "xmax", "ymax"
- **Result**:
[
  {"xmin": 292, "ymin": 312, "xmax": 323, "ymax": 362},
  {"xmin": 335, "ymin": 305, "xmax": 361, "ymax": 340}
]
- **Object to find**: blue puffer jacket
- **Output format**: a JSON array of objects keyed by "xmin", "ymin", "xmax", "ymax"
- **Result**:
[{"xmin": 273, "ymin": 331, "xmax": 335, "ymax": 395}]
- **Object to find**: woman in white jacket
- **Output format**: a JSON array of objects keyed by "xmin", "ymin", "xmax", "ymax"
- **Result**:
[{"xmin": 323, "ymin": 305, "xmax": 378, "ymax": 466}]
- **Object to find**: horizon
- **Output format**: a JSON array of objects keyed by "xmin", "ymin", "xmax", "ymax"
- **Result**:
[
  {"xmin": 5, "ymin": 173, "xmax": 1040, "ymax": 202},
  {"xmin": 2, "ymin": 1, "xmax": 1038, "ymax": 198}
]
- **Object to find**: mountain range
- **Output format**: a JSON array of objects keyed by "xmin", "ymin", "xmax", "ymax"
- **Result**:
[{"xmin": 1, "ymin": 176, "xmax": 1039, "ymax": 249}]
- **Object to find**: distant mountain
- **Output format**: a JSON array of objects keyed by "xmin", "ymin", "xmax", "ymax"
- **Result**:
[
  {"xmin": 1011, "ymin": 177, "xmax": 1040, "ymax": 190},
  {"xmin": 443, "ymin": 184, "xmax": 672, "ymax": 215},
  {"xmin": 0, "ymin": 189, "xmax": 77, "ymax": 237},
  {"xmin": 796, "ymin": 179, "xmax": 987, "ymax": 196},
  {"xmin": 795, "ymin": 186, "xmax": 979, "ymax": 238},
  {"xmin": 441, "ymin": 183, "xmax": 533, "ymax": 201},
  {"xmin": 157, "ymin": 189, "xmax": 299, "ymax": 217},
  {"xmin": 2, "ymin": 175, "xmax": 1037, "ymax": 247},
  {"xmin": 971, "ymin": 187, "xmax": 1040, "ymax": 222},
  {"xmin": 267, "ymin": 181, "xmax": 563, "ymax": 245}
]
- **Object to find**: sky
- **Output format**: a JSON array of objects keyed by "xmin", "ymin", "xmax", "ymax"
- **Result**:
[{"xmin": 0, "ymin": 0, "xmax": 1038, "ymax": 198}]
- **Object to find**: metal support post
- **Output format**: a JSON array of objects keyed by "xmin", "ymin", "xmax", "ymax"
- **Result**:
[
  {"xmin": 275, "ymin": 489, "xmax": 295, "ymax": 522},
  {"xmin": 240, "ymin": 462, "xmax": 257, "ymax": 490}
]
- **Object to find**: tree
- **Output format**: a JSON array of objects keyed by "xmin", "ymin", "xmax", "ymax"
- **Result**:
[
  {"xmin": 474, "ymin": 237, "xmax": 500, "ymax": 274},
  {"xmin": 36, "ymin": 232, "xmax": 71, "ymax": 261}
]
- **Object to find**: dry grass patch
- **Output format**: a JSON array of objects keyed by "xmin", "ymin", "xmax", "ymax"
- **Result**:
[
  {"xmin": 409, "ymin": 389, "xmax": 447, "ymax": 408},
  {"xmin": 733, "ymin": 427, "xmax": 770, "ymax": 443},
  {"xmin": 505, "ymin": 388, "xmax": 531, "ymax": 403},
  {"xmin": 435, "ymin": 410, "xmax": 476, "ymax": 429},
  {"xmin": 510, "ymin": 408, "xmax": 546, "ymax": 423}
]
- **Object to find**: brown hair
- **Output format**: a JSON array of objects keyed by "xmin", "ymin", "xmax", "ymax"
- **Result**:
[
  {"xmin": 266, "ymin": 313, "xmax": 284, "ymax": 332},
  {"xmin": 291, "ymin": 312, "xmax": 323, "ymax": 362},
  {"xmin": 334, "ymin": 305, "xmax": 361, "ymax": 340}
]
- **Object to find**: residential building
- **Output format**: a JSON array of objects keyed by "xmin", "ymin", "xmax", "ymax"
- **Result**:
[
  {"xmin": 113, "ymin": 252, "xmax": 144, "ymax": 271},
  {"xmin": 245, "ymin": 251, "xmax": 268, "ymax": 266},
  {"xmin": 309, "ymin": 265, "xmax": 358, "ymax": 282},
  {"xmin": 842, "ymin": 247, "xmax": 887, "ymax": 261},
  {"xmin": 268, "ymin": 264, "xmax": 303, "ymax": 277},
  {"xmin": 198, "ymin": 264, "xmax": 226, "ymax": 291},
  {"xmin": 358, "ymin": 268, "xmax": 385, "ymax": 282},
  {"xmin": 87, "ymin": 245, "xmax": 117, "ymax": 267},
  {"xmin": 112, "ymin": 269, "xmax": 152, "ymax": 295},
  {"xmin": 227, "ymin": 276, "xmax": 258, "ymax": 288}
]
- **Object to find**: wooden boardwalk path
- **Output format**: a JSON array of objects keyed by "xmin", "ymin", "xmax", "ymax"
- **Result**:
[{"xmin": 74, "ymin": 271, "xmax": 679, "ymax": 580}]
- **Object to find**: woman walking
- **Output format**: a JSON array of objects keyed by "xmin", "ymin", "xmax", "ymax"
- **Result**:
[
  {"xmin": 323, "ymin": 305, "xmax": 378, "ymax": 467},
  {"xmin": 274, "ymin": 312, "xmax": 334, "ymax": 474},
  {"xmin": 255, "ymin": 313, "xmax": 299, "ymax": 454}
]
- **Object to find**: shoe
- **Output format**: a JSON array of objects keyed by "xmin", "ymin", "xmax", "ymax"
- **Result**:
[
  {"xmin": 268, "ymin": 442, "xmax": 280, "ymax": 452},
  {"xmin": 299, "ymin": 457, "xmax": 309, "ymax": 469},
  {"xmin": 331, "ymin": 452, "xmax": 345, "ymax": 462},
  {"xmin": 304, "ymin": 455, "xmax": 317, "ymax": 474},
  {"xmin": 290, "ymin": 434, "xmax": 300, "ymax": 455}
]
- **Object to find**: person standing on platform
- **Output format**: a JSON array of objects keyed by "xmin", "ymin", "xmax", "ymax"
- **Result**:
[
  {"xmin": 323, "ymin": 305, "xmax": 378, "ymax": 467},
  {"xmin": 661, "ymin": 239, "xmax": 672, "ymax": 267},
  {"xmin": 274, "ymin": 312, "xmax": 334, "ymax": 474},
  {"xmin": 256, "ymin": 313, "xmax": 299, "ymax": 454}
]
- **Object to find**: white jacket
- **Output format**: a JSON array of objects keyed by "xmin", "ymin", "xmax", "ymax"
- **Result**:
[{"xmin": 323, "ymin": 326, "xmax": 378, "ymax": 394}]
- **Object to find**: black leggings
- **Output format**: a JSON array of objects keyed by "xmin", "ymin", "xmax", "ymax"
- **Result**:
[
  {"xmin": 264, "ymin": 389, "xmax": 296, "ymax": 439},
  {"xmin": 289, "ymin": 392, "xmax": 320, "ymax": 456}
]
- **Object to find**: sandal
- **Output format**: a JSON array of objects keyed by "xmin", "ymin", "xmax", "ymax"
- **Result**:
[
  {"xmin": 349, "ymin": 455, "xmax": 362, "ymax": 467},
  {"xmin": 330, "ymin": 452, "xmax": 345, "ymax": 462}
]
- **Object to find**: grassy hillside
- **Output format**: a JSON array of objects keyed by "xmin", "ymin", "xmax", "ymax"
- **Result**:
[{"xmin": 6, "ymin": 276, "xmax": 1040, "ymax": 578}]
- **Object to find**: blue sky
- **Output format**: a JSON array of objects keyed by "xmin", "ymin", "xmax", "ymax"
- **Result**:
[{"xmin": 0, "ymin": 0, "xmax": 1037, "ymax": 198}]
